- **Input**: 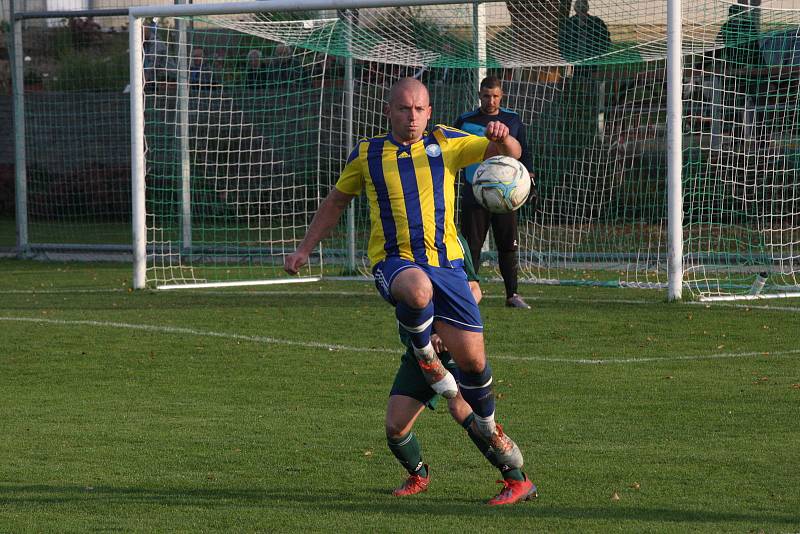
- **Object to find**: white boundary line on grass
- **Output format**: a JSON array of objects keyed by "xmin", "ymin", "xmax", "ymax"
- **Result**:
[
  {"xmin": 0, "ymin": 288, "xmax": 125, "ymax": 294},
  {"xmin": 3, "ymin": 315, "xmax": 799, "ymax": 365},
  {"xmin": 0, "ymin": 316, "xmax": 396, "ymax": 354}
]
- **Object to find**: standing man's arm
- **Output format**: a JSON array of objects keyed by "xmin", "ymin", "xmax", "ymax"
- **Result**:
[
  {"xmin": 284, "ymin": 188, "xmax": 356, "ymax": 274},
  {"xmin": 517, "ymin": 121, "xmax": 533, "ymax": 173}
]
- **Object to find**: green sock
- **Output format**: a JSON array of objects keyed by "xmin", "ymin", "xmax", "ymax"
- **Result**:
[
  {"xmin": 502, "ymin": 468, "xmax": 526, "ymax": 482},
  {"xmin": 387, "ymin": 432, "xmax": 427, "ymax": 477},
  {"xmin": 462, "ymin": 413, "xmax": 526, "ymax": 481}
]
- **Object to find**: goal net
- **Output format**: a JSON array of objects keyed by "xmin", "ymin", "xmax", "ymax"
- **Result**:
[{"xmin": 130, "ymin": 0, "xmax": 800, "ymax": 299}]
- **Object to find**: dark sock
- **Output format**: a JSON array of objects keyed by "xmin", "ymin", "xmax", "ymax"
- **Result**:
[
  {"xmin": 459, "ymin": 365, "xmax": 495, "ymax": 417},
  {"xmin": 387, "ymin": 432, "xmax": 427, "ymax": 477},
  {"xmin": 463, "ymin": 414, "xmax": 526, "ymax": 481},
  {"xmin": 462, "ymin": 413, "xmax": 499, "ymax": 467},
  {"xmin": 501, "ymin": 467, "xmax": 526, "ymax": 482},
  {"xmin": 395, "ymin": 301, "xmax": 434, "ymax": 351}
]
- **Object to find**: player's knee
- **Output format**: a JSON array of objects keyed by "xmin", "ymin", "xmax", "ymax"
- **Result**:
[
  {"xmin": 385, "ymin": 419, "xmax": 410, "ymax": 440},
  {"xmin": 497, "ymin": 243, "xmax": 518, "ymax": 254},
  {"xmin": 401, "ymin": 285, "xmax": 432, "ymax": 309},
  {"xmin": 458, "ymin": 357, "xmax": 488, "ymax": 376},
  {"xmin": 391, "ymin": 270, "xmax": 433, "ymax": 308}
]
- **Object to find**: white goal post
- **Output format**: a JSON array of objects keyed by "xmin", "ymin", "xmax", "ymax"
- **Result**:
[{"xmin": 128, "ymin": 0, "xmax": 800, "ymax": 300}]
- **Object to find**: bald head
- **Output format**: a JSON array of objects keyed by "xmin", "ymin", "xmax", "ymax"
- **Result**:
[
  {"xmin": 388, "ymin": 77, "xmax": 430, "ymax": 106},
  {"xmin": 385, "ymin": 77, "xmax": 432, "ymax": 145}
]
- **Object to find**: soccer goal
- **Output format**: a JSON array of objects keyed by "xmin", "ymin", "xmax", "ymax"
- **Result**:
[{"xmin": 128, "ymin": 0, "xmax": 800, "ymax": 300}]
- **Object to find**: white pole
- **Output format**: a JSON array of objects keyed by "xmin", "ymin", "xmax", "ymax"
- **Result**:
[
  {"xmin": 473, "ymin": 2, "xmax": 489, "ymax": 254},
  {"xmin": 11, "ymin": 2, "xmax": 29, "ymax": 256},
  {"xmin": 666, "ymin": 0, "xmax": 683, "ymax": 301},
  {"xmin": 130, "ymin": 16, "xmax": 147, "ymax": 289},
  {"xmin": 177, "ymin": 16, "xmax": 192, "ymax": 252},
  {"xmin": 473, "ymin": 2, "xmax": 487, "ymax": 88},
  {"xmin": 343, "ymin": 9, "xmax": 356, "ymax": 273}
]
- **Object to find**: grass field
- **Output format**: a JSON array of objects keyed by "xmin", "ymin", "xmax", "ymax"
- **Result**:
[{"xmin": 1, "ymin": 259, "xmax": 799, "ymax": 533}]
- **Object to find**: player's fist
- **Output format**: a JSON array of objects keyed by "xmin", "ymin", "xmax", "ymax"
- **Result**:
[
  {"xmin": 484, "ymin": 121, "xmax": 510, "ymax": 142},
  {"xmin": 284, "ymin": 251, "xmax": 308, "ymax": 275}
]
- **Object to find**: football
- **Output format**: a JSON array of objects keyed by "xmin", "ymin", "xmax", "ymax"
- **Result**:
[{"xmin": 471, "ymin": 156, "xmax": 531, "ymax": 213}]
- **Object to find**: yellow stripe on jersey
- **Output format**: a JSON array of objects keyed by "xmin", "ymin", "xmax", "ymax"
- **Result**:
[{"xmin": 335, "ymin": 125, "xmax": 489, "ymax": 267}]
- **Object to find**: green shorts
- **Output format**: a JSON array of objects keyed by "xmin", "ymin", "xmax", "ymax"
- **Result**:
[{"xmin": 390, "ymin": 349, "xmax": 460, "ymax": 410}]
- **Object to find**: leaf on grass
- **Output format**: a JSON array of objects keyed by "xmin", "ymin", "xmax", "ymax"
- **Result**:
[
  {"xmin": 363, "ymin": 449, "xmax": 373, "ymax": 457},
  {"xmin": 629, "ymin": 482, "xmax": 641, "ymax": 490},
  {"xmin": 791, "ymin": 384, "xmax": 800, "ymax": 390},
  {"xmin": 611, "ymin": 491, "xmax": 621, "ymax": 501}
]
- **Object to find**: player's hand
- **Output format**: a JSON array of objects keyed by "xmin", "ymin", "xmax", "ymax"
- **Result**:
[
  {"xmin": 284, "ymin": 251, "xmax": 308, "ymax": 275},
  {"xmin": 484, "ymin": 121, "xmax": 510, "ymax": 143},
  {"xmin": 430, "ymin": 333, "xmax": 447, "ymax": 354}
]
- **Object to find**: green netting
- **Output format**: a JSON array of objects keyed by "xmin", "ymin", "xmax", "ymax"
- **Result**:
[
  {"xmin": 13, "ymin": 1, "xmax": 800, "ymax": 297},
  {"xmin": 132, "ymin": 2, "xmax": 800, "ymax": 296}
]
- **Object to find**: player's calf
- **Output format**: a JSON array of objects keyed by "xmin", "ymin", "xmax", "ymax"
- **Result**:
[{"xmin": 459, "ymin": 364, "xmax": 524, "ymax": 469}]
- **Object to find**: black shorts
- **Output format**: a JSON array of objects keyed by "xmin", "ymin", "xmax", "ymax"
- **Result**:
[{"xmin": 460, "ymin": 185, "xmax": 519, "ymax": 256}]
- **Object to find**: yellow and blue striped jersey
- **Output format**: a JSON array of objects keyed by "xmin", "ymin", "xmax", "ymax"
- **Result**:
[{"xmin": 336, "ymin": 125, "xmax": 489, "ymax": 268}]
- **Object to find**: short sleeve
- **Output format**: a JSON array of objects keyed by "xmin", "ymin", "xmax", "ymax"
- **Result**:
[
  {"xmin": 455, "ymin": 135, "xmax": 490, "ymax": 169},
  {"xmin": 435, "ymin": 126, "xmax": 490, "ymax": 169},
  {"xmin": 335, "ymin": 144, "xmax": 365, "ymax": 196}
]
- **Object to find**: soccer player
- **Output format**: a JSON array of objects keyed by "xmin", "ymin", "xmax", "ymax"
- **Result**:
[
  {"xmin": 456, "ymin": 76, "xmax": 534, "ymax": 309},
  {"xmin": 387, "ymin": 234, "xmax": 537, "ymax": 505},
  {"xmin": 284, "ymin": 77, "xmax": 535, "ymax": 505}
]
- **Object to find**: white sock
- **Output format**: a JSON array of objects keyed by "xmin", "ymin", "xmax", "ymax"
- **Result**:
[
  {"xmin": 413, "ymin": 342, "xmax": 437, "ymax": 364},
  {"xmin": 473, "ymin": 412, "xmax": 497, "ymax": 437}
]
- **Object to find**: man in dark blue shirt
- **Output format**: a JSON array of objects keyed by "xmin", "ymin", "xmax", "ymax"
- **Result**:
[{"xmin": 455, "ymin": 76, "xmax": 534, "ymax": 309}]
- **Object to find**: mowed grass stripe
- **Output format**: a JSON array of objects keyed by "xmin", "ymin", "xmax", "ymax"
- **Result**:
[
  {"xmin": 2, "ymin": 315, "xmax": 798, "ymax": 365},
  {"xmin": 3, "ymin": 286, "xmax": 800, "ymax": 314}
]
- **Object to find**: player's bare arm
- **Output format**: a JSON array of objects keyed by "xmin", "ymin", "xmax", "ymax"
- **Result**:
[
  {"xmin": 284, "ymin": 188, "xmax": 356, "ymax": 275},
  {"xmin": 483, "ymin": 120, "xmax": 522, "ymax": 160}
]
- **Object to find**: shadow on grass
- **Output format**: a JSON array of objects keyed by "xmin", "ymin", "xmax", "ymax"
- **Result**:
[{"xmin": 0, "ymin": 483, "xmax": 796, "ymax": 526}]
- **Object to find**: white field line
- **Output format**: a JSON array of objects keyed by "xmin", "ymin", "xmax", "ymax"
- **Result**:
[
  {"xmin": 0, "ymin": 316, "xmax": 395, "ymax": 354},
  {"xmin": 2, "ymin": 315, "xmax": 798, "ymax": 365},
  {"xmin": 0, "ymin": 288, "xmax": 124, "ymax": 294}
]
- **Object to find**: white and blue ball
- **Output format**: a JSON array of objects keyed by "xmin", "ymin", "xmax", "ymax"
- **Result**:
[{"xmin": 471, "ymin": 156, "xmax": 531, "ymax": 214}]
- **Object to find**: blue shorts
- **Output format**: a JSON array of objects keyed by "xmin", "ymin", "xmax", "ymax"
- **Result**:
[{"xmin": 372, "ymin": 257, "xmax": 483, "ymax": 332}]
